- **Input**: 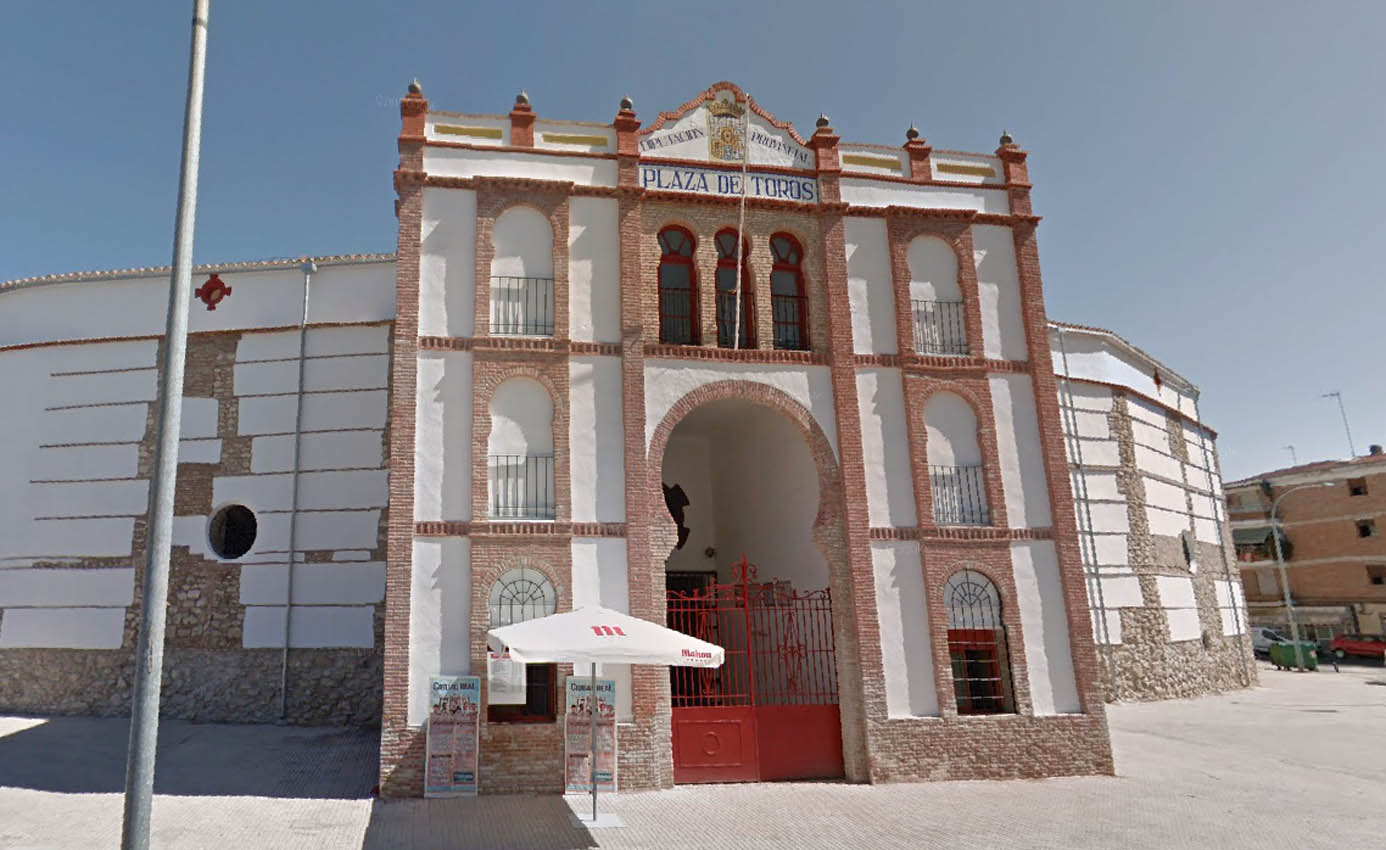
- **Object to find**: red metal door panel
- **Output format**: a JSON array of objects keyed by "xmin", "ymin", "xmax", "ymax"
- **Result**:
[
  {"xmin": 671, "ymin": 706, "xmax": 759, "ymax": 783},
  {"xmin": 754, "ymin": 705, "xmax": 844, "ymax": 781}
]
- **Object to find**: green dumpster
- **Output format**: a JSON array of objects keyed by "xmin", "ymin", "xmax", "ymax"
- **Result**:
[{"xmin": 1269, "ymin": 640, "xmax": 1318, "ymax": 670}]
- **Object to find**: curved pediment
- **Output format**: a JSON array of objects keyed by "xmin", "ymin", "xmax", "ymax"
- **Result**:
[{"xmin": 639, "ymin": 82, "xmax": 814, "ymax": 170}]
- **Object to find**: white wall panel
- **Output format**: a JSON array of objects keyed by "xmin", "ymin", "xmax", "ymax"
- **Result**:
[
  {"xmin": 871, "ymin": 541, "xmax": 938, "ymax": 717},
  {"xmin": 1142, "ymin": 477, "xmax": 1188, "ymax": 513},
  {"xmin": 989, "ymin": 374, "xmax": 1052, "ymax": 528},
  {"xmin": 569, "ymin": 357, "xmax": 625, "ymax": 523},
  {"xmin": 1147, "ymin": 505, "xmax": 1192, "ymax": 538},
  {"xmin": 1095, "ymin": 574, "xmax": 1144, "ymax": 608},
  {"xmin": 30, "ymin": 444, "xmax": 139, "ymax": 482},
  {"xmin": 1057, "ymin": 382, "xmax": 1113, "ymax": 411},
  {"xmin": 844, "ymin": 217, "xmax": 896, "ymax": 355},
  {"xmin": 28, "ymin": 480, "xmax": 149, "ymax": 518},
  {"xmin": 238, "ymin": 562, "xmax": 385, "ymax": 605},
  {"xmin": 413, "ymin": 351, "xmax": 472, "ymax": 522},
  {"xmin": 419, "ymin": 188, "xmax": 478, "ymax": 338},
  {"xmin": 177, "ymin": 439, "xmax": 222, "ymax": 465},
  {"xmin": 21, "ymin": 518, "xmax": 136, "ymax": 560},
  {"xmin": 42, "ymin": 405, "xmax": 148, "ymax": 445},
  {"xmin": 569, "ymin": 197, "xmax": 621, "ymax": 343},
  {"xmin": 238, "ymin": 390, "xmax": 388, "ymax": 434},
  {"xmin": 1011, "ymin": 541, "xmax": 1080, "ymax": 714},
  {"xmin": 237, "ymin": 326, "xmax": 391, "ymax": 362},
  {"xmin": 1091, "ymin": 532, "xmax": 1129, "ymax": 565},
  {"xmin": 0, "ymin": 607, "xmax": 126, "ymax": 649},
  {"xmin": 1071, "ymin": 469, "xmax": 1121, "ymax": 502},
  {"xmin": 1133, "ymin": 444, "xmax": 1184, "ymax": 481},
  {"xmin": 0, "ymin": 567, "xmax": 134, "ymax": 606},
  {"xmin": 242, "ymin": 605, "xmax": 375, "ymax": 648},
  {"xmin": 45, "ymin": 369, "xmax": 155, "ymax": 407},
  {"xmin": 233, "ymin": 355, "xmax": 388, "ymax": 396},
  {"xmin": 973, "ymin": 225, "xmax": 1027, "ymax": 361},
  {"xmin": 251, "ymin": 431, "xmax": 384, "ymax": 474},
  {"xmin": 408, "ymin": 537, "xmax": 472, "ymax": 726},
  {"xmin": 247, "ymin": 510, "xmax": 382, "ymax": 556},
  {"xmin": 856, "ymin": 369, "xmax": 916, "ymax": 528}
]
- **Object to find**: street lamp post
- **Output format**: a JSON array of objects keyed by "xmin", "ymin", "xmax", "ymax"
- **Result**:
[{"xmin": 1268, "ymin": 481, "xmax": 1333, "ymax": 671}]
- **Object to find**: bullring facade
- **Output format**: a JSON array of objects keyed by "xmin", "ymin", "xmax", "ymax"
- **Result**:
[{"xmin": 0, "ymin": 81, "xmax": 1253, "ymax": 795}]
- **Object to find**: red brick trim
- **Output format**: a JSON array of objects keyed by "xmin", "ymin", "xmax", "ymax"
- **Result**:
[
  {"xmin": 470, "ymin": 363, "xmax": 572, "ymax": 525},
  {"xmin": 417, "ymin": 336, "xmax": 623, "ymax": 356},
  {"xmin": 1008, "ymin": 212, "xmax": 1110, "ymax": 723},
  {"xmin": 414, "ymin": 521, "xmax": 626, "ymax": 537},
  {"xmin": 869, "ymin": 526, "xmax": 1054, "ymax": 541},
  {"xmin": 642, "ymin": 344, "xmax": 827, "ymax": 365},
  {"xmin": 380, "ymin": 124, "xmax": 426, "ymax": 796}
]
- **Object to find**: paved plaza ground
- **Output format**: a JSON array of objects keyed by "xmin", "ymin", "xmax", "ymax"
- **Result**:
[{"xmin": 2, "ymin": 660, "xmax": 1384, "ymax": 849}]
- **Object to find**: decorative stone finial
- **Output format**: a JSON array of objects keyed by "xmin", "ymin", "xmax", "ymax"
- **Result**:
[
  {"xmin": 999, "ymin": 130, "xmax": 1015, "ymax": 146},
  {"xmin": 816, "ymin": 113, "xmax": 830, "ymax": 129},
  {"xmin": 906, "ymin": 124, "xmax": 920, "ymax": 141},
  {"xmin": 516, "ymin": 90, "xmax": 530, "ymax": 107},
  {"xmin": 619, "ymin": 94, "xmax": 634, "ymax": 112},
  {"xmin": 408, "ymin": 78, "xmax": 422, "ymax": 95}
]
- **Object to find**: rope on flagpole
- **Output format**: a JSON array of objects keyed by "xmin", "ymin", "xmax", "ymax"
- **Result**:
[{"xmin": 731, "ymin": 92, "xmax": 751, "ymax": 350}]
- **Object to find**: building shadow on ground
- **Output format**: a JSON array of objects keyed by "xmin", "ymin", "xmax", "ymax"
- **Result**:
[
  {"xmin": 360, "ymin": 795, "xmax": 597, "ymax": 850},
  {"xmin": 0, "ymin": 714, "xmax": 378, "ymax": 798}
]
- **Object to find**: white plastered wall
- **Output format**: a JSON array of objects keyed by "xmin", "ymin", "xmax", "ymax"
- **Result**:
[
  {"xmin": 844, "ymin": 217, "xmax": 896, "ymax": 355},
  {"xmin": 414, "ymin": 351, "xmax": 474, "ymax": 523},
  {"xmin": 643, "ymin": 361, "xmax": 838, "ymax": 459},
  {"xmin": 571, "ymin": 538, "xmax": 633, "ymax": 721},
  {"xmin": 856, "ymin": 368, "xmax": 916, "ymax": 528},
  {"xmin": 972, "ymin": 225, "xmax": 1027, "ymax": 362},
  {"xmin": 420, "ymin": 187, "xmax": 478, "ymax": 338},
  {"xmin": 569, "ymin": 357, "xmax": 624, "ymax": 523},
  {"xmin": 871, "ymin": 541, "xmax": 938, "ymax": 717},
  {"xmin": 907, "ymin": 235, "xmax": 961, "ymax": 303},
  {"xmin": 838, "ymin": 179, "xmax": 1009, "ymax": 215},
  {"xmin": 1011, "ymin": 540, "xmax": 1081, "ymax": 714},
  {"xmin": 568, "ymin": 197, "xmax": 621, "ymax": 343},
  {"xmin": 407, "ymin": 537, "xmax": 473, "ymax": 726},
  {"xmin": 988, "ymin": 374, "xmax": 1053, "ymax": 528}
]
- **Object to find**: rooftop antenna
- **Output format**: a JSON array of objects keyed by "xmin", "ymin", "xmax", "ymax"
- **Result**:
[
  {"xmin": 1282, "ymin": 444, "xmax": 1297, "ymax": 465},
  {"xmin": 1321, "ymin": 391, "xmax": 1357, "ymax": 458}
]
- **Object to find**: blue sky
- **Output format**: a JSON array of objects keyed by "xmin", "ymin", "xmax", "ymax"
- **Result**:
[{"xmin": 3, "ymin": 1, "xmax": 1382, "ymax": 480}]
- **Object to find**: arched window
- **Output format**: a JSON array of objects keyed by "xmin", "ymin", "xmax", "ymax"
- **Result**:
[
  {"xmin": 769, "ymin": 233, "xmax": 808, "ymax": 350},
  {"xmin": 488, "ymin": 565, "xmax": 559, "ymax": 723},
  {"xmin": 944, "ymin": 569, "xmax": 1014, "ymax": 715},
  {"xmin": 658, "ymin": 226, "xmax": 698, "ymax": 345},
  {"xmin": 924, "ymin": 392, "xmax": 989, "ymax": 526},
  {"xmin": 714, "ymin": 229, "xmax": 753, "ymax": 348},
  {"xmin": 488, "ymin": 377, "xmax": 555, "ymax": 520},
  {"xmin": 490, "ymin": 207, "xmax": 555, "ymax": 336},
  {"xmin": 907, "ymin": 235, "xmax": 965, "ymax": 356}
]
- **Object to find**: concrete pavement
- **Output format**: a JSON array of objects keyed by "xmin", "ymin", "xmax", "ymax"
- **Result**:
[{"xmin": 2, "ymin": 662, "xmax": 1383, "ymax": 849}]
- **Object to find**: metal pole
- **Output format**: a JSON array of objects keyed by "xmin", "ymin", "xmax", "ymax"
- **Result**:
[
  {"xmin": 589, "ymin": 666, "xmax": 597, "ymax": 822},
  {"xmin": 1282, "ymin": 444, "xmax": 1297, "ymax": 465},
  {"xmin": 1322, "ymin": 391, "xmax": 1356, "ymax": 458},
  {"xmin": 121, "ymin": 2, "xmax": 210, "ymax": 848},
  {"xmin": 279, "ymin": 260, "xmax": 315, "ymax": 720},
  {"xmin": 1269, "ymin": 482, "xmax": 1329, "ymax": 671}
]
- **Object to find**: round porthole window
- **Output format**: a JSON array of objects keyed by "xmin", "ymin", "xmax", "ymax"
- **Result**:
[{"xmin": 208, "ymin": 504, "xmax": 257, "ymax": 559}]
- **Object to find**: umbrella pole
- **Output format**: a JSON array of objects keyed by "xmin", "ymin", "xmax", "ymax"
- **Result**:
[{"xmin": 589, "ymin": 665, "xmax": 597, "ymax": 822}]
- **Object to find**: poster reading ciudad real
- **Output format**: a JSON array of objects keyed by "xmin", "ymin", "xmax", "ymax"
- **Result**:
[
  {"xmin": 426, "ymin": 675, "xmax": 480, "ymax": 797},
  {"xmin": 564, "ymin": 676, "xmax": 617, "ymax": 794}
]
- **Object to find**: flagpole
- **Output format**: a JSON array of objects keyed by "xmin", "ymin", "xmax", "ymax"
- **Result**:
[
  {"xmin": 730, "ymin": 93, "xmax": 750, "ymax": 349},
  {"xmin": 121, "ymin": 2, "xmax": 210, "ymax": 849}
]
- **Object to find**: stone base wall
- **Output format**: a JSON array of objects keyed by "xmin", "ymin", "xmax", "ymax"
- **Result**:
[{"xmin": 0, "ymin": 647, "xmax": 382, "ymax": 725}]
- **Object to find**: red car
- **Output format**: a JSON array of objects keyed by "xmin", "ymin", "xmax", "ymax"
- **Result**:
[{"xmin": 1327, "ymin": 634, "xmax": 1386, "ymax": 660}]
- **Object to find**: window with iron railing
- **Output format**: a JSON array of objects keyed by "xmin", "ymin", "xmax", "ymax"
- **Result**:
[
  {"xmin": 930, "ymin": 464, "xmax": 990, "ymax": 526},
  {"xmin": 488, "ymin": 454, "xmax": 556, "ymax": 520},
  {"xmin": 490, "ymin": 276, "xmax": 555, "ymax": 336},
  {"xmin": 912, "ymin": 299, "xmax": 968, "ymax": 356}
]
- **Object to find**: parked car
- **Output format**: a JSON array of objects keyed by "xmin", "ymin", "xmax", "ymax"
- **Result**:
[
  {"xmin": 1251, "ymin": 626, "xmax": 1291, "ymax": 657},
  {"xmin": 1327, "ymin": 634, "xmax": 1386, "ymax": 661}
]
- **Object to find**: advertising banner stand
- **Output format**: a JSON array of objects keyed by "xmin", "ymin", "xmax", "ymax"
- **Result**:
[
  {"xmin": 565, "ymin": 676, "xmax": 616, "ymax": 795},
  {"xmin": 425, "ymin": 675, "xmax": 480, "ymax": 797},
  {"xmin": 486, "ymin": 604, "xmax": 725, "ymax": 827}
]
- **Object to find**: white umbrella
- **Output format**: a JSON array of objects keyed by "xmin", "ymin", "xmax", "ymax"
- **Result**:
[{"xmin": 487, "ymin": 605, "xmax": 724, "ymax": 823}]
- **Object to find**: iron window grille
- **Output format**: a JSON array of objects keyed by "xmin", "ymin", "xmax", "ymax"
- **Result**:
[
  {"xmin": 944, "ymin": 569, "xmax": 1015, "ymax": 715},
  {"xmin": 490, "ymin": 276, "xmax": 555, "ymax": 336},
  {"xmin": 930, "ymin": 464, "xmax": 990, "ymax": 526},
  {"xmin": 714, "ymin": 229, "xmax": 753, "ymax": 348},
  {"xmin": 658, "ymin": 226, "xmax": 698, "ymax": 345},
  {"xmin": 488, "ymin": 454, "xmax": 556, "ymax": 520},
  {"xmin": 769, "ymin": 234, "xmax": 808, "ymax": 351},
  {"xmin": 912, "ymin": 299, "xmax": 968, "ymax": 356}
]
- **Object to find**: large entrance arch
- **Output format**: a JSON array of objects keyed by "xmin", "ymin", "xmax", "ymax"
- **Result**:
[{"xmin": 647, "ymin": 381, "xmax": 859, "ymax": 783}]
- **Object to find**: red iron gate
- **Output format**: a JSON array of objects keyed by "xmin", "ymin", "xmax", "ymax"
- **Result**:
[{"xmin": 666, "ymin": 557, "xmax": 843, "ymax": 783}]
